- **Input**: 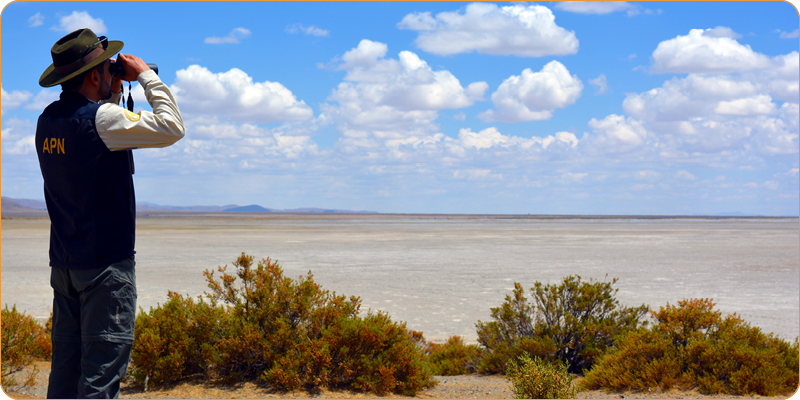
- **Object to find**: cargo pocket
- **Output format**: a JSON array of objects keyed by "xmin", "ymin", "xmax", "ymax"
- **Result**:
[{"xmin": 108, "ymin": 275, "xmax": 137, "ymax": 343}]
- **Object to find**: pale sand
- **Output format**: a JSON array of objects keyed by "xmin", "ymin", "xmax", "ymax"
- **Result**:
[{"xmin": 2, "ymin": 214, "xmax": 797, "ymax": 343}]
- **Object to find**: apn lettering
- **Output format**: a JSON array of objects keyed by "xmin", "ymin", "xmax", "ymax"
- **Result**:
[{"xmin": 42, "ymin": 138, "xmax": 65, "ymax": 154}]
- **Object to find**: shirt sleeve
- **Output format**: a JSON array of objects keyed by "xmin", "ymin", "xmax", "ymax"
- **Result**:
[{"xmin": 95, "ymin": 70, "xmax": 185, "ymax": 151}]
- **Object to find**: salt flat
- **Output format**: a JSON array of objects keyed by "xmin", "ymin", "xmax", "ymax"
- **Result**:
[{"xmin": 2, "ymin": 215, "xmax": 797, "ymax": 342}]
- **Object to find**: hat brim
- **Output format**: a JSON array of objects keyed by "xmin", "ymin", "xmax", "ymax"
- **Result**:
[{"xmin": 39, "ymin": 40, "xmax": 124, "ymax": 88}]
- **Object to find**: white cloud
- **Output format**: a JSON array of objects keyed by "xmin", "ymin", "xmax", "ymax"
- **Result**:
[
  {"xmin": 0, "ymin": 119, "xmax": 36, "ymax": 155},
  {"xmin": 398, "ymin": 3, "xmax": 578, "ymax": 57},
  {"xmin": 554, "ymin": 1, "xmax": 635, "ymax": 14},
  {"xmin": 619, "ymin": 42, "xmax": 798, "ymax": 154},
  {"xmin": 675, "ymin": 170, "xmax": 698, "ymax": 180},
  {"xmin": 205, "ymin": 27, "xmax": 251, "ymax": 44},
  {"xmin": 1, "ymin": 87, "xmax": 32, "ymax": 116},
  {"xmin": 750, "ymin": 102, "xmax": 799, "ymax": 155},
  {"xmin": 586, "ymin": 114, "xmax": 649, "ymax": 153},
  {"xmin": 636, "ymin": 170, "xmax": 660, "ymax": 180},
  {"xmin": 714, "ymin": 95, "xmax": 777, "ymax": 116},
  {"xmin": 323, "ymin": 40, "xmax": 488, "ymax": 141},
  {"xmin": 337, "ymin": 39, "xmax": 391, "ymax": 73},
  {"xmin": 777, "ymin": 29, "xmax": 799, "ymax": 39},
  {"xmin": 28, "ymin": 12, "xmax": 44, "ymax": 27},
  {"xmin": 25, "ymin": 89, "xmax": 60, "ymax": 111},
  {"xmin": 762, "ymin": 52, "xmax": 799, "ymax": 102},
  {"xmin": 589, "ymin": 74, "xmax": 609, "ymax": 95},
  {"xmin": 562, "ymin": 172, "xmax": 588, "ymax": 182},
  {"xmin": 764, "ymin": 181, "xmax": 780, "ymax": 190},
  {"xmin": 479, "ymin": 61, "xmax": 583, "ymax": 123},
  {"xmin": 54, "ymin": 11, "xmax": 106, "ymax": 34},
  {"xmin": 456, "ymin": 127, "xmax": 578, "ymax": 151},
  {"xmin": 171, "ymin": 65, "xmax": 313, "ymax": 124},
  {"xmin": 453, "ymin": 169, "xmax": 502, "ymax": 181},
  {"xmin": 2, "ymin": 134, "xmax": 36, "ymax": 155},
  {"xmin": 652, "ymin": 28, "xmax": 771, "ymax": 74},
  {"xmin": 285, "ymin": 24, "xmax": 329, "ymax": 37},
  {"xmin": 702, "ymin": 26, "xmax": 742, "ymax": 39}
]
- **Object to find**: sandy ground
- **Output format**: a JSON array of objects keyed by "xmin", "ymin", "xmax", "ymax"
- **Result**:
[{"xmin": 4, "ymin": 361, "xmax": 794, "ymax": 400}]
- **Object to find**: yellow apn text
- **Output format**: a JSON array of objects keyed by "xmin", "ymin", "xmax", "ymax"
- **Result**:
[{"xmin": 42, "ymin": 138, "xmax": 65, "ymax": 154}]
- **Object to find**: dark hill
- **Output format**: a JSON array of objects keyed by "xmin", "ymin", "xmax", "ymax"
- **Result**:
[{"xmin": 224, "ymin": 204, "xmax": 273, "ymax": 212}]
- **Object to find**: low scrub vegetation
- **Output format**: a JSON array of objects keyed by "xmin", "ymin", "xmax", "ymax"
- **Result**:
[
  {"xmin": 1, "ymin": 305, "xmax": 52, "ymax": 392},
  {"xmin": 475, "ymin": 275, "xmax": 649, "ymax": 374},
  {"xmin": 6, "ymin": 257, "xmax": 796, "ymax": 399},
  {"xmin": 506, "ymin": 353, "xmax": 576, "ymax": 399},
  {"xmin": 582, "ymin": 298, "xmax": 799, "ymax": 396},
  {"xmin": 130, "ymin": 253, "xmax": 435, "ymax": 395},
  {"xmin": 424, "ymin": 335, "xmax": 481, "ymax": 376}
]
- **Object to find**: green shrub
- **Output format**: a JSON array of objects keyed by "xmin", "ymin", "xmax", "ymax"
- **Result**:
[
  {"xmin": 130, "ymin": 291, "xmax": 229, "ymax": 386},
  {"xmin": 426, "ymin": 335, "xmax": 481, "ymax": 376},
  {"xmin": 583, "ymin": 298, "xmax": 800, "ymax": 396},
  {"xmin": 506, "ymin": 353, "xmax": 576, "ymax": 399},
  {"xmin": 1, "ymin": 305, "xmax": 52, "ymax": 392},
  {"xmin": 476, "ymin": 275, "xmax": 648, "ymax": 374},
  {"xmin": 578, "ymin": 328, "xmax": 685, "ymax": 392},
  {"xmin": 129, "ymin": 253, "xmax": 435, "ymax": 395}
]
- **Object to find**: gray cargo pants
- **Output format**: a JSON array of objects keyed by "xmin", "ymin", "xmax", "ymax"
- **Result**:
[{"xmin": 47, "ymin": 256, "xmax": 137, "ymax": 399}]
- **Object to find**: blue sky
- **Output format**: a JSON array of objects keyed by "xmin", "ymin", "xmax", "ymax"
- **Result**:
[{"xmin": 2, "ymin": 1, "xmax": 798, "ymax": 215}]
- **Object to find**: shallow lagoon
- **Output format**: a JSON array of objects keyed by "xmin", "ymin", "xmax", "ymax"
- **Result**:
[{"xmin": 2, "ymin": 215, "xmax": 797, "ymax": 342}]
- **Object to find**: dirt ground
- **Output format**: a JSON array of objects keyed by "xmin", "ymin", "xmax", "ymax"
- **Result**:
[{"xmin": 4, "ymin": 361, "xmax": 794, "ymax": 400}]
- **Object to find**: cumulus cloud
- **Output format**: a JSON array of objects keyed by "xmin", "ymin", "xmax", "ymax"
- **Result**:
[
  {"xmin": 0, "ymin": 119, "xmax": 36, "ymax": 155},
  {"xmin": 777, "ymin": 29, "xmax": 799, "ymax": 39},
  {"xmin": 702, "ymin": 26, "xmax": 742, "ymax": 39},
  {"xmin": 554, "ymin": 1, "xmax": 635, "ymax": 14},
  {"xmin": 171, "ymin": 65, "xmax": 313, "ymax": 124},
  {"xmin": 398, "ymin": 2, "xmax": 578, "ymax": 57},
  {"xmin": 205, "ymin": 27, "xmax": 251, "ymax": 44},
  {"xmin": 25, "ymin": 89, "xmax": 60, "ymax": 111},
  {"xmin": 652, "ymin": 28, "xmax": 771, "ymax": 74},
  {"xmin": 589, "ymin": 74, "xmax": 609, "ymax": 95},
  {"xmin": 620, "ymin": 37, "xmax": 798, "ymax": 155},
  {"xmin": 479, "ymin": 61, "xmax": 583, "ymax": 123},
  {"xmin": 453, "ymin": 169, "xmax": 503, "ymax": 181},
  {"xmin": 1, "ymin": 87, "xmax": 32, "ymax": 116},
  {"xmin": 675, "ymin": 170, "xmax": 698, "ymax": 180},
  {"xmin": 285, "ymin": 24, "xmax": 329, "ymax": 37},
  {"xmin": 586, "ymin": 114, "xmax": 649, "ymax": 153},
  {"xmin": 28, "ymin": 12, "xmax": 44, "ymax": 27},
  {"xmin": 714, "ymin": 95, "xmax": 778, "ymax": 116},
  {"xmin": 53, "ymin": 11, "xmax": 106, "ymax": 34},
  {"xmin": 457, "ymin": 127, "xmax": 578, "ymax": 151},
  {"xmin": 323, "ymin": 40, "xmax": 488, "ymax": 141}
]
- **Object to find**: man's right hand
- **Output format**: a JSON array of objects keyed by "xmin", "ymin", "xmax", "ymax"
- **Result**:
[{"xmin": 116, "ymin": 53, "xmax": 151, "ymax": 82}]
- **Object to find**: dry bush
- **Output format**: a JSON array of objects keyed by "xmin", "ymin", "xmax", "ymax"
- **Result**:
[
  {"xmin": 130, "ymin": 253, "xmax": 435, "ymax": 396},
  {"xmin": 582, "ymin": 298, "xmax": 799, "ymax": 396},
  {"xmin": 130, "ymin": 292, "xmax": 229, "ymax": 386},
  {"xmin": 425, "ymin": 335, "xmax": 481, "ymax": 376},
  {"xmin": 1, "ymin": 305, "xmax": 52, "ymax": 392},
  {"xmin": 476, "ymin": 275, "xmax": 648, "ymax": 374},
  {"xmin": 506, "ymin": 353, "xmax": 576, "ymax": 399}
]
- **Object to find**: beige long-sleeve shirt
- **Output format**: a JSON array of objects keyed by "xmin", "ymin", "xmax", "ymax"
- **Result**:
[{"xmin": 95, "ymin": 70, "xmax": 185, "ymax": 151}]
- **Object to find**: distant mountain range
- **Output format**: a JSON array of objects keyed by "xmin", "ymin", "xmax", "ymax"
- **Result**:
[
  {"xmin": 2, "ymin": 197, "xmax": 375, "ymax": 215},
  {"xmin": 2, "ymin": 197, "xmax": 795, "ymax": 218}
]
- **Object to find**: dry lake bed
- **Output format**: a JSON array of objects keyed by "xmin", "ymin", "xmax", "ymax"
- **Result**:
[{"xmin": 2, "ymin": 213, "xmax": 798, "ymax": 342}]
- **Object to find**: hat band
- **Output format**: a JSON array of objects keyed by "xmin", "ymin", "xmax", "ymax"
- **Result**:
[{"xmin": 53, "ymin": 47, "xmax": 105, "ymax": 75}]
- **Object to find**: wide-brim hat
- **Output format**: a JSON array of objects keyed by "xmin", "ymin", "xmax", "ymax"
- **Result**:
[{"xmin": 39, "ymin": 28, "xmax": 124, "ymax": 88}]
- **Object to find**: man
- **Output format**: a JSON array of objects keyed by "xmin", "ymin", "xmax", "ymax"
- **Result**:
[{"xmin": 36, "ymin": 28, "xmax": 185, "ymax": 398}]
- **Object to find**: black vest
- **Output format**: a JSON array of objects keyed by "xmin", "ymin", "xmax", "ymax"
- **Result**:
[{"xmin": 36, "ymin": 91, "xmax": 136, "ymax": 269}]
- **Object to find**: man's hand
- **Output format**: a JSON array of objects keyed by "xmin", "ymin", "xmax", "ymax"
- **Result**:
[
  {"xmin": 110, "ymin": 58, "xmax": 124, "ymax": 93},
  {"xmin": 116, "ymin": 53, "xmax": 151, "ymax": 82}
]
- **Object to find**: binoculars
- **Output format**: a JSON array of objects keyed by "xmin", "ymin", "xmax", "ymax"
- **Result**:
[{"xmin": 109, "ymin": 61, "xmax": 159, "ymax": 76}]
